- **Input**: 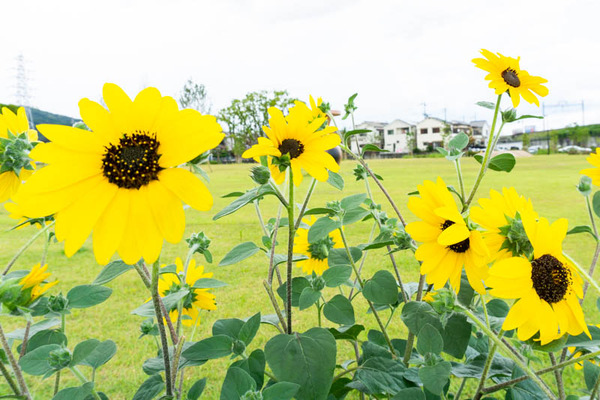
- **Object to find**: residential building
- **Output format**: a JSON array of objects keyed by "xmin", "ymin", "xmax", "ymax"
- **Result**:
[
  {"xmin": 470, "ymin": 120, "xmax": 490, "ymax": 146},
  {"xmin": 350, "ymin": 121, "xmax": 387, "ymax": 153},
  {"xmin": 415, "ymin": 117, "xmax": 446, "ymax": 150},
  {"xmin": 383, "ymin": 119, "xmax": 415, "ymax": 153}
]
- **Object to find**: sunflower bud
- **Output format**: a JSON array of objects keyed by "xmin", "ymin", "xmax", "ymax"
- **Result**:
[
  {"xmin": 48, "ymin": 347, "xmax": 71, "ymax": 370},
  {"xmin": 498, "ymin": 213, "xmax": 533, "ymax": 258},
  {"xmin": 139, "ymin": 318, "xmax": 158, "ymax": 338},
  {"xmin": 240, "ymin": 390, "xmax": 263, "ymax": 400},
  {"xmin": 0, "ymin": 133, "xmax": 35, "ymax": 175},
  {"xmin": 232, "ymin": 339, "xmax": 246, "ymax": 356},
  {"xmin": 47, "ymin": 293, "xmax": 69, "ymax": 313},
  {"xmin": 578, "ymin": 175, "xmax": 592, "ymax": 197},
  {"xmin": 311, "ymin": 275, "xmax": 326, "ymax": 291},
  {"xmin": 250, "ymin": 165, "xmax": 270, "ymax": 185}
]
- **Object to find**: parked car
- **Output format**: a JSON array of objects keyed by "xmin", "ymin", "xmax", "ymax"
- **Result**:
[
  {"xmin": 557, "ymin": 145, "xmax": 592, "ymax": 154},
  {"xmin": 528, "ymin": 145, "xmax": 545, "ymax": 154}
]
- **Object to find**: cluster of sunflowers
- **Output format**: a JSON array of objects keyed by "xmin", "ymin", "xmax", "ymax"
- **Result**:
[{"xmin": 1, "ymin": 48, "xmax": 599, "ymax": 399}]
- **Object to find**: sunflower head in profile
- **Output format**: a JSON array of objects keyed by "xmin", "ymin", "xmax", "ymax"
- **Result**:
[
  {"xmin": 580, "ymin": 148, "xmax": 600, "ymax": 186},
  {"xmin": 19, "ymin": 263, "xmax": 58, "ymax": 304},
  {"xmin": 293, "ymin": 216, "xmax": 343, "ymax": 276},
  {"xmin": 14, "ymin": 83, "xmax": 224, "ymax": 265},
  {"xmin": 242, "ymin": 99, "xmax": 341, "ymax": 186},
  {"xmin": 158, "ymin": 257, "xmax": 217, "ymax": 327},
  {"xmin": 486, "ymin": 216, "xmax": 590, "ymax": 345},
  {"xmin": 470, "ymin": 187, "xmax": 538, "ymax": 261},
  {"xmin": 472, "ymin": 49, "xmax": 548, "ymax": 108},
  {"xmin": 405, "ymin": 177, "xmax": 490, "ymax": 294},
  {"xmin": 0, "ymin": 107, "xmax": 38, "ymax": 203}
]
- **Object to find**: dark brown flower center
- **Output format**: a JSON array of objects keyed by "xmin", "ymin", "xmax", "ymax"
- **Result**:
[
  {"xmin": 531, "ymin": 254, "xmax": 571, "ymax": 304},
  {"xmin": 102, "ymin": 132, "xmax": 162, "ymax": 189},
  {"xmin": 279, "ymin": 139, "xmax": 304, "ymax": 159},
  {"xmin": 440, "ymin": 220, "xmax": 470, "ymax": 253},
  {"xmin": 501, "ymin": 68, "xmax": 521, "ymax": 88}
]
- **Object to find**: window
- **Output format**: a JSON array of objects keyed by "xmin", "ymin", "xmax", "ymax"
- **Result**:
[
  {"xmin": 387, "ymin": 129, "xmax": 394, "ymax": 135},
  {"xmin": 420, "ymin": 128, "xmax": 428, "ymax": 134},
  {"xmin": 401, "ymin": 128, "xmax": 409, "ymax": 134},
  {"xmin": 432, "ymin": 127, "xmax": 440, "ymax": 133}
]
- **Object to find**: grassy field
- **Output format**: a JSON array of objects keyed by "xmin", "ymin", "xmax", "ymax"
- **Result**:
[{"xmin": 1, "ymin": 154, "xmax": 599, "ymax": 398}]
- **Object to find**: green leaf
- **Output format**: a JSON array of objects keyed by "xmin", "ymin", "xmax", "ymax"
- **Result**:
[
  {"xmin": 361, "ymin": 144, "xmax": 389, "ymax": 155},
  {"xmin": 474, "ymin": 153, "xmax": 516, "ymax": 172},
  {"xmin": 322, "ymin": 266, "xmax": 352, "ymax": 287},
  {"xmin": 344, "ymin": 129, "xmax": 370, "ymax": 144},
  {"xmin": 192, "ymin": 278, "xmax": 228, "ymax": 289},
  {"xmin": 340, "ymin": 194, "xmax": 367, "ymax": 211},
  {"xmin": 79, "ymin": 340, "xmax": 117, "ymax": 369},
  {"xmin": 391, "ymin": 388, "xmax": 425, "ymax": 400},
  {"xmin": 92, "ymin": 260, "xmax": 134, "ymax": 285},
  {"xmin": 272, "ymin": 254, "xmax": 309, "ymax": 267},
  {"xmin": 67, "ymin": 285, "xmax": 112, "ymax": 308},
  {"xmin": 363, "ymin": 270, "xmax": 398, "ymax": 305},
  {"xmin": 52, "ymin": 383, "xmax": 95, "ymax": 400},
  {"xmin": 449, "ymin": 132, "xmax": 469, "ymax": 150},
  {"xmin": 418, "ymin": 360, "xmax": 451, "ymax": 395},
  {"xmin": 303, "ymin": 207, "xmax": 335, "ymax": 216},
  {"xmin": 347, "ymin": 357, "xmax": 407, "ymax": 395},
  {"xmin": 277, "ymin": 277, "xmax": 310, "ymax": 307},
  {"xmin": 262, "ymin": 382, "xmax": 300, "ymax": 400},
  {"xmin": 506, "ymin": 366, "xmax": 547, "ymax": 400},
  {"xmin": 7, "ymin": 318, "xmax": 60, "ymax": 340},
  {"xmin": 19, "ymin": 344, "xmax": 61, "ymax": 376},
  {"xmin": 528, "ymin": 334, "xmax": 568, "ymax": 353},
  {"xmin": 513, "ymin": 114, "xmax": 543, "ymax": 122},
  {"xmin": 187, "ymin": 378, "xmax": 206, "ymax": 400},
  {"xmin": 328, "ymin": 247, "xmax": 362, "ymax": 267},
  {"xmin": 220, "ymin": 367, "xmax": 256, "ymax": 400},
  {"xmin": 17, "ymin": 330, "xmax": 66, "ymax": 355},
  {"xmin": 219, "ymin": 242, "xmax": 260, "ymax": 266},
  {"xmin": 299, "ymin": 287, "xmax": 321, "ymax": 310},
  {"xmin": 328, "ymin": 324, "xmax": 365, "ymax": 341},
  {"xmin": 400, "ymin": 301, "xmax": 442, "ymax": 335},
  {"xmin": 585, "ymin": 361, "xmax": 600, "ymax": 391},
  {"xmin": 327, "ymin": 171, "xmax": 344, "ymax": 191},
  {"xmin": 132, "ymin": 374, "xmax": 164, "ymax": 400},
  {"xmin": 307, "ymin": 217, "xmax": 340, "ymax": 243},
  {"xmin": 182, "ymin": 335, "xmax": 233, "ymax": 360},
  {"xmin": 441, "ymin": 313, "xmax": 471, "ymax": 359},
  {"xmin": 417, "ymin": 324, "xmax": 443, "ymax": 355},
  {"xmin": 131, "ymin": 290, "xmax": 189, "ymax": 317},
  {"xmin": 457, "ymin": 271, "xmax": 475, "ymax": 306},
  {"xmin": 342, "ymin": 208, "xmax": 370, "ymax": 225},
  {"xmin": 265, "ymin": 328, "xmax": 337, "ymax": 400},
  {"xmin": 212, "ymin": 318, "xmax": 245, "ymax": 339},
  {"xmin": 476, "ymin": 101, "xmax": 495, "ymax": 110},
  {"xmin": 213, "ymin": 186, "xmax": 275, "ymax": 220},
  {"xmin": 593, "ymin": 191, "xmax": 600, "ymax": 219},
  {"xmin": 323, "ymin": 295, "xmax": 355, "ymax": 325},
  {"xmin": 231, "ymin": 349, "xmax": 265, "ymax": 389},
  {"xmin": 238, "ymin": 312, "xmax": 261, "ymax": 346},
  {"xmin": 71, "ymin": 339, "xmax": 100, "ymax": 366}
]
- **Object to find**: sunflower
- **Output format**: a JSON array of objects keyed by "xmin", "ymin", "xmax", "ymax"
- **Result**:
[
  {"xmin": 293, "ymin": 216, "xmax": 343, "ymax": 275},
  {"xmin": 580, "ymin": 148, "xmax": 600, "ymax": 186},
  {"xmin": 0, "ymin": 107, "xmax": 38, "ymax": 203},
  {"xmin": 486, "ymin": 216, "xmax": 590, "ymax": 345},
  {"xmin": 19, "ymin": 263, "xmax": 58, "ymax": 303},
  {"xmin": 472, "ymin": 49, "xmax": 549, "ymax": 108},
  {"xmin": 158, "ymin": 257, "xmax": 216, "ymax": 326},
  {"xmin": 242, "ymin": 100, "xmax": 341, "ymax": 186},
  {"xmin": 470, "ymin": 187, "xmax": 538, "ymax": 261},
  {"xmin": 13, "ymin": 84, "xmax": 224, "ymax": 265},
  {"xmin": 405, "ymin": 177, "xmax": 490, "ymax": 294}
]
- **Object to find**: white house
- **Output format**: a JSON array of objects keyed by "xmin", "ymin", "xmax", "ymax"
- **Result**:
[
  {"xmin": 350, "ymin": 121, "xmax": 387, "ymax": 153},
  {"xmin": 383, "ymin": 119, "xmax": 414, "ymax": 153},
  {"xmin": 415, "ymin": 117, "xmax": 446, "ymax": 150},
  {"xmin": 470, "ymin": 120, "xmax": 490, "ymax": 146}
]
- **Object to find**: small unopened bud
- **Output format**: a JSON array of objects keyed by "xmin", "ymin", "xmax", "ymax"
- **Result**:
[
  {"xmin": 139, "ymin": 318, "xmax": 158, "ymax": 338},
  {"xmin": 48, "ymin": 348, "xmax": 71, "ymax": 369},
  {"xmin": 233, "ymin": 339, "xmax": 246, "ymax": 356},
  {"xmin": 250, "ymin": 165, "xmax": 270, "ymax": 185},
  {"xmin": 240, "ymin": 390, "xmax": 263, "ymax": 400},
  {"xmin": 47, "ymin": 293, "xmax": 69, "ymax": 313},
  {"xmin": 311, "ymin": 275, "xmax": 326, "ymax": 291},
  {"xmin": 578, "ymin": 175, "xmax": 592, "ymax": 197}
]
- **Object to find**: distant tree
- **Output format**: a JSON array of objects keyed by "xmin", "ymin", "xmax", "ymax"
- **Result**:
[
  {"xmin": 522, "ymin": 133, "xmax": 530, "ymax": 148},
  {"xmin": 178, "ymin": 78, "xmax": 211, "ymax": 114},
  {"xmin": 218, "ymin": 90, "xmax": 296, "ymax": 162}
]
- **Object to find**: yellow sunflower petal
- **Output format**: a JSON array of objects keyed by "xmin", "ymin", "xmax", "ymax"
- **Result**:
[
  {"xmin": 93, "ymin": 189, "xmax": 131, "ymax": 265},
  {"xmin": 145, "ymin": 180, "xmax": 185, "ymax": 244},
  {"xmin": 159, "ymin": 168, "xmax": 213, "ymax": 211},
  {"xmin": 437, "ymin": 223, "xmax": 470, "ymax": 246}
]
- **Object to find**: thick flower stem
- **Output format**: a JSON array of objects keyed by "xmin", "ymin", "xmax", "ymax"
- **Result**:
[
  {"xmin": 481, "ymin": 349, "xmax": 600, "ymax": 394},
  {"xmin": 549, "ymin": 353, "xmax": 565, "ymax": 400},
  {"xmin": 454, "ymin": 158, "xmax": 465, "ymax": 202},
  {"xmin": 403, "ymin": 274, "xmax": 426, "ymax": 365},
  {"xmin": 583, "ymin": 196, "xmax": 600, "ymax": 300},
  {"xmin": 2, "ymin": 221, "xmax": 55, "ymax": 276},
  {"xmin": 18, "ymin": 321, "xmax": 31, "ymax": 359},
  {"xmin": 460, "ymin": 305, "xmax": 557, "ymax": 399},
  {"xmin": 454, "ymin": 377, "xmax": 467, "ymax": 400},
  {"xmin": 69, "ymin": 367, "xmax": 101, "ymax": 400},
  {"xmin": 294, "ymin": 179, "xmax": 317, "ymax": 230},
  {"xmin": 0, "ymin": 359, "xmax": 20, "ymax": 396},
  {"xmin": 590, "ymin": 371, "xmax": 600, "ymax": 400},
  {"xmin": 338, "ymin": 228, "xmax": 396, "ymax": 358},
  {"xmin": 463, "ymin": 94, "xmax": 502, "ymax": 211},
  {"xmin": 151, "ymin": 260, "xmax": 173, "ymax": 396},
  {"xmin": 285, "ymin": 169, "xmax": 295, "ymax": 334},
  {"xmin": 0, "ymin": 323, "xmax": 30, "ymax": 399},
  {"xmin": 267, "ymin": 207, "xmax": 283, "ymax": 286},
  {"xmin": 348, "ymin": 221, "xmax": 376, "ymax": 300},
  {"xmin": 473, "ymin": 330, "xmax": 504, "ymax": 400},
  {"xmin": 170, "ymin": 336, "xmax": 185, "ymax": 397},
  {"xmin": 262, "ymin": 280, "xmax": 286, "ymax": 333}
]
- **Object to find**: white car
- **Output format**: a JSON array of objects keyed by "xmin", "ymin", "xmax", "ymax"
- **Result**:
[{"xmin": 558, "ymin": 145, "xmax": 592, "ymax": 154}]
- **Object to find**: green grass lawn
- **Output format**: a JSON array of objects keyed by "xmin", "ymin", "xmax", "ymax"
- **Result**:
[{"xmin": 1, "ymin": 154, "xmax": 598, "ymax": 398}]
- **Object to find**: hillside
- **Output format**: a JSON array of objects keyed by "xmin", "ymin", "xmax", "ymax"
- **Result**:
[{"xmin": 0, "ymin": 103, "xmax": 80, "ymax": 141}]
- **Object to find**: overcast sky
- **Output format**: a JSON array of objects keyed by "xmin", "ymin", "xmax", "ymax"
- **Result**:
[{"xmin": 1, "ymin": 0, "xmax": 598, "ymax": 133}]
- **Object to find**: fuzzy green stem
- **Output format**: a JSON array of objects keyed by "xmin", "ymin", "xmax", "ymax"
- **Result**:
[
  {"xmin": 454, "ymin": 158, "xmax": 465, "ymax": 202},
  {"xmin": 254, "ymin": 201, "xmax": 269, "ymax": 236},
  {"xmin": 3, "ymin": 221, "xmax": 55, "ymax": 276},
  {"xmin": 267, "ymin": 207, "xmax": 284, "ymax": 286},
  {"xmin": 262, "ymin": 280, "xmax": 286, "ymax": 333},
  {"xmin": 463, "ymin": 94, "xmax": 502, "ymax": 211},
  {"xmin": 0, "ymin": 359, "xmax": 20, "ymax": 396},
  {"xmin": 0, "ymin": 323, "xmax": 30, "ymax": 399},
  {"xmin": 473, "ymin": 330, "xmax": 504, "ymax": 400},
  {"xmin": 286, "ymin": 168, "xmax": 295, "ymax": 334},
  {"xmin": 295, "ymin": 179, "xmax": 317, "ymax": 230},
  {"xmin": 338, "ymin": 228, "xmax": 396, "ymax": 357},
  {"xmin": 69, "ymin": 367, "xmax": 101, "ymax": 400},
  {"xmin": 460, "ymin": 305, "xmax": 556, "ymax": 399},
  {"xmin": 455, "ymin": 377, "xmax": 467, "ymax": 400},
  {"xmin": 170, "ymin": 336, "xmax": 185, "ymax": 396},
  {"xmin": 151, "ymin": 260, "xmax": 173, "ymax": 396},
  {"xmin": 549, "ymin": 353, "xmax": 565, "ymax": 400},
  {"xmin": 590, "ymin": 370, "xmax": 600, "ymax": 400}
]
